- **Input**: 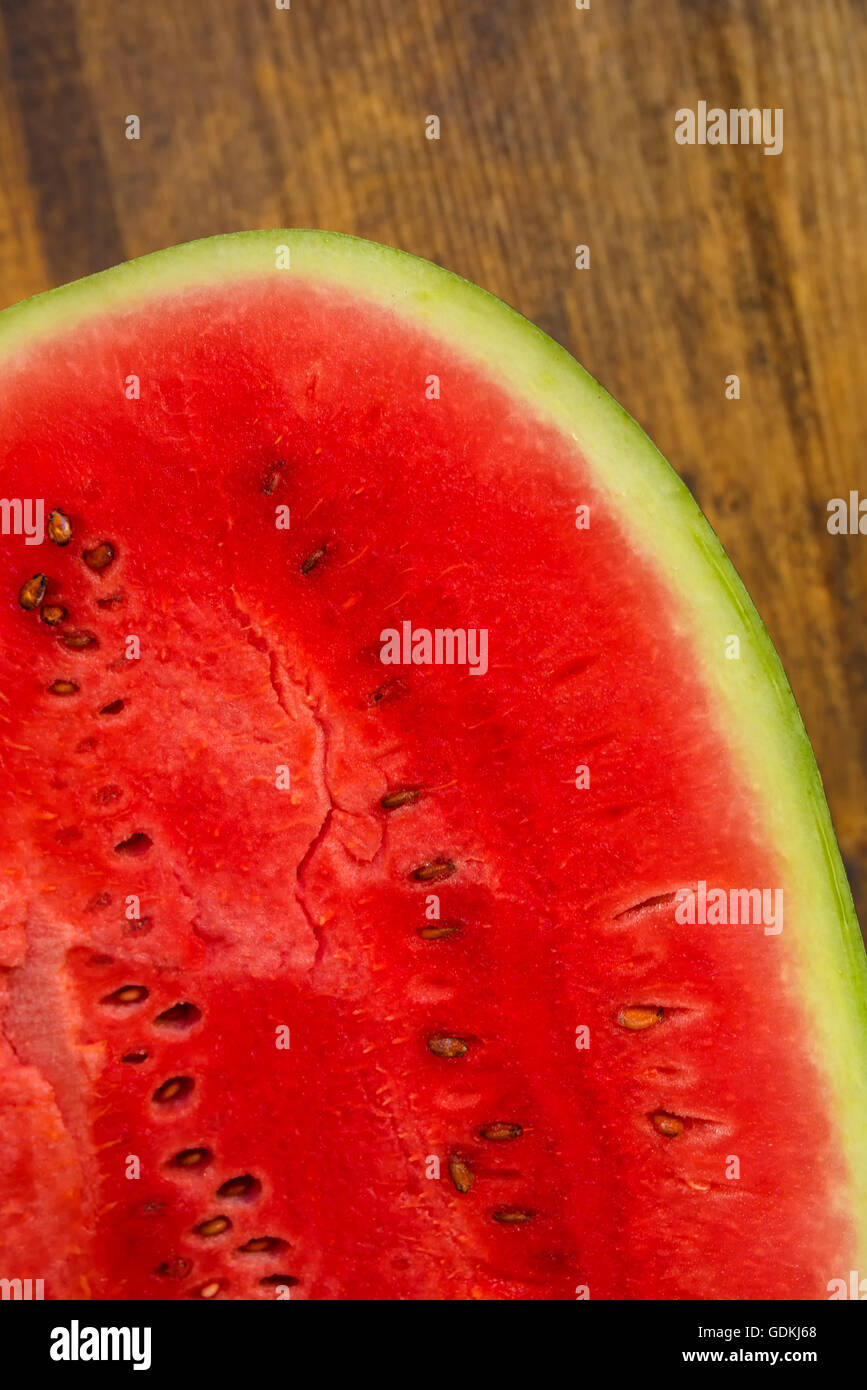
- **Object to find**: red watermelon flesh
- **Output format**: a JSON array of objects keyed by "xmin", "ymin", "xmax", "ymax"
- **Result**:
[{"xmin": 0, "ymin": 233, "xmax": 865, "ymax": 1301}]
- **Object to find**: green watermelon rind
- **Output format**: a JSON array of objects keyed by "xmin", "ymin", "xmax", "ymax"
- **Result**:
[{"xmin": 2, "ymin": 228, "xmax": 865, "ymax": 1257}]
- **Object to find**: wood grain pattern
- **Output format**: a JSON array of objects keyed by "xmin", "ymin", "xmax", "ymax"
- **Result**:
[{"xmin": 1, "ymin": 0, "xmax": 865, "ymax": 925}]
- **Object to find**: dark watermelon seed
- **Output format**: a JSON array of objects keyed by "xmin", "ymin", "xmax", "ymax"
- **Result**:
[
  {"xmin": 412, "ymin": 859, "xmax": 456, "ymax": 883},
  {"xmin": 154, "ymin": 1257, "xmax": 191, "ymax": 1280},
  {"xmin": 122, "ymin": 1051, "xmax": 148, "ymax": 1064},
  {"xmin": 114, "ymin": 832, "xmax": 152, "ymax": 856},
  {"xmin": 127, "ymin": 915, "xmax": 154, "ymax": 936},
  {"xmin": 300, "ymin": 545, "xmax": 326, "ymax": 574},
  {"xmin": 259, "ymin": 1275, "xmax": 299, "ymax": 1287},
  {"xmin": 262, "ymin": 461, "xmax": 285, "ymax": 495},
  {"xmin": 152, "ymin": 1076, "xmax": 194, "ymax": 1105},
  {"xmin": 47, "ymin": 679, "xmax": 79, "ymax": 696},
  {"xmin": 47, "ymin": 509, "xmax": 73, "ymax": 546},
  {"xmin": 41, "ymin": 604, "xmax": 67, "ymax": 625},
  {"xmin": 381, "ymin": 788, "xmax": 422, "ymax": 811},
  {"xmin": 61, "ymin": 630, "xmax": 98, "ymax": 650},
  {"xmin": 448, "ymin": 1154, "xmax": 474, "ymax": 1194},
  {"xmin": 193, "ymin": 1216, "xmax": 232, "ymax": 1238},
  {"xmin": 617, "ymin": 1005, "xmax": 664, "ymax": 1031},
  {"xmin": 169, "ymin": 1147, "xmax": 212, "ymax": 1169},
  {"xmin": 101, "ymin": 984, "xmax": 149, "ymax": 1006},
  {"xmin": 237, "ymin": 1236, "xmax": 287, "ymax": 1254},
  {"xmin": 426, "ymin": 1033, "xmax": 469, "ymax": 1059},
  {"xmin": 82, "ymin": 541, "xmax": 115, "ymax": 571},
  {"xmin": 478, "ymin": 1122, "xmax": 523, "ymax": 1142},
  {"xmin": 216, "ymin": 1175, "xmax": 261, "ymax": 1200},
  {"xmin": 492, "ymin": 1208, "xmax": 535, "ymax": 1225},
  {"xmin": 99, "ymin": 699, "xmax": 125, "ymax": 715},
  {"xmin": 367, "ymin": 677, "xmax": 408, "ymax": 707},
  {"xmin": 651, "ymin": 1111, "xmax": 685, "ymax": 1138},
  {"xmin": 614, "ymin": 892, "xmax": 678, "ymax": 922},
  {"xmin": 153, "ymin": 1002, "xmax": 201, "ymax": 1029},
  {"xmin": 418, "ymin": 921, "xmax": 462, "ymax": 941},
  {"xmin": 19, "ymin": 574, "xmax": 47, "ymax": 610}
]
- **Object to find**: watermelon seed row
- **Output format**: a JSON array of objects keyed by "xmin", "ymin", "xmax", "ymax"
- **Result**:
[
  {"xmin": 148, "ymin": 1051, "xmax": 297, "ymax": 1288},
  {"xmin": 149, "ymin": 1035, "xmax": 295, "ymax": 1287},
  {"xmin": 384, "ymin": 789, "xmax": 539, "ymax": 1226},
  {"xmin": 404, "ymin": 814, "xmax": 683, "ymax": 1215},
  {"xmin": 96, "ymin": 976, "xmax": 297, "ymax": 1288},
  {"xmin": 16, "ymin": 517, "xmax": 117, "ymax": 705},
  {"xmin": 19, "ymin": 507, "xmax": 305, "ymax": 1298}
]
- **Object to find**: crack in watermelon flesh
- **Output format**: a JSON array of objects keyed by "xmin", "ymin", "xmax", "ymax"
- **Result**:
[{"xmin": 0, "ymin": 271, "xmax": 857, "ymax": 1300}]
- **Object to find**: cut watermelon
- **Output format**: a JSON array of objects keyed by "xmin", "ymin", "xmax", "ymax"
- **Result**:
[{"xmin": 0, "ymin": 231, "xmax": 864, "ymax": 1302}]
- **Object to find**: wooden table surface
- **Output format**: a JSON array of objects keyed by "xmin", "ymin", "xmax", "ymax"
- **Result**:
[{"xmin": 1, "ymin": 0, "xmax": 865, "ymax": 928}]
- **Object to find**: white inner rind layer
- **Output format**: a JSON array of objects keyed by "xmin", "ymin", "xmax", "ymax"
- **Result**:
[{"xmin": 2, "ymin": 229, "xmax": 865, "ymax": 1258}]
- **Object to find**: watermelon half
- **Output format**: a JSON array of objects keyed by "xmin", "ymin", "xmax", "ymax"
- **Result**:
[{"xmin": 0, "ymin": 231, "xmax": 865, "ymax": 1302}]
